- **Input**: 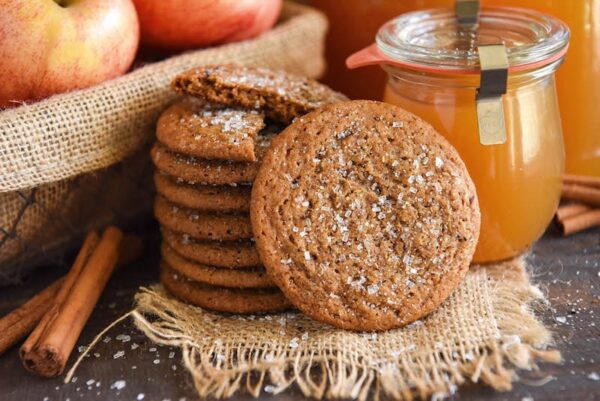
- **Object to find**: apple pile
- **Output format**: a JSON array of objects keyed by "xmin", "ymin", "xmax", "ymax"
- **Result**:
[{"xmin": 0, "ymin": 0, "xmax": 282, "ymax": 108}]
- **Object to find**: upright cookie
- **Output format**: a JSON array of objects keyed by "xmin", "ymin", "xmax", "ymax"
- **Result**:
[
  {"xmin": 154, "ymin": 196, "xmax": 253, "ymax": 241},
  {"xmin": 156, "ymin": 98, "xmax": 265, "ymax": 162},
  {"xmin": 150, "ymin": 131, "xmax": 275, "ymax": 184},
  {"xmin": 251, "ymin": 100, "xmax": 480, "ymax": 331},
  {"xmin": 161, "ymin": 265, "xmax": 291, "ymax": 314},
  {"xmin": 162, "ymin": 229, "xmax": 261, "ymax": 268},
  {"xmin": 161, "ymin": 243, "xmax": 273, "ymax": 288},
  {"xmin": 172, "ymin": 64, "xmax": 348, "ymax": 124},
  {"xmin": 154, "ymin": 172, "xmax": 250, "ymax": 212}
]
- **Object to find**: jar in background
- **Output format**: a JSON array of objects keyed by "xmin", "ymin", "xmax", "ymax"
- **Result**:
[
  {"xmin": 308, "ymin": 0, "xmax": 452, "ymax": 100},
  {"xmin": 484, "ymin": 0, "xmax": 600, "ymax": 176},
  {"xmin": 348, "ymin": 8, "xmax": 570, "ymax": 263}
]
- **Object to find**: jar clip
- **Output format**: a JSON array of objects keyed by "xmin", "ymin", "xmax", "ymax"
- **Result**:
[
  {"xmin": 477, "ymin": 44, "xmax": 508, "ymax": 146},
  {"xmin": 456, "ymin": 0, "xmax": 480, "ymax": 27}
]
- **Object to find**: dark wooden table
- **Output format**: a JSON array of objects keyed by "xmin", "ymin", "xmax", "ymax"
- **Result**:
[{"xmin": 1, "ymin": 225, "xmax": 599, "ymax": 401}]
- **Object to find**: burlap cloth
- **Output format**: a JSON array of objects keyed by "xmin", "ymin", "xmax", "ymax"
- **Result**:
[
  {"xmin": 131, "ymin": 258, "xmax": 561, "ymax": 401},
  {"xmin": 0, "ymin": 2, "xmax": 326, "ymax": 284},
  {"xmin": 0, "ymin": 1, "xmax": 325, "ymax": 193}
]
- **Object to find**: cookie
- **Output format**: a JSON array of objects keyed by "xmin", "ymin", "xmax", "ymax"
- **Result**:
[
  {"xmin": 154, "ymin": 196, "xmax": 253, "ymax": 241},
  {"xmin": 251, "ymin": 100, "xmax": 480, "ymax": 331},
  {"xmin": 161, "ymin": 243, "xmax": 273, "ymax": 288},
  {"xmin": 151, "ymin": 144, "xmax": 258, "ymax": 185},
  {"xmin": 154, "ymin": 172, "xmax": 250, "ymax": 212},
  {"xmin": 172, "ymin": 64, "xmax": 348, "ymax": 124},
  {"xmin": 160, "ymin": 264, "xmax": 291, "ymax": 314},
  {"xmin": 162, "ymin": 229, "xmax": 261, "ymax": 268},
  {"xmin": 156, "ymin": 98, "xmax": 265, "ymax": 162},
  {"xmin": 150, "ymin": 131, "xmax": 274, "ymax": 184}
]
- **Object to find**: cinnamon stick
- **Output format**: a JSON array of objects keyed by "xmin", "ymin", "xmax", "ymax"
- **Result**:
[
  {"xmin": 20, "ymin": 231, "xmax": 100, "ymax": 361},
  {"xmin": 0, "ymin": 279, "xmax": 63, "ymax": 357},
  {"xmin": 556, "ymin": 203, "xmax": 593, "ymax": 221},
  {"xmin": 559, "ymin": 209, "xmax": 600, "ymax": 236},
  {"xmin": 21, "ymin": 227, "xmax": 123, "ymax": 377},
  {"xmin": 563, "ymin": 174, "xmax": 600, "ymax": 190},
  {"xmin": 561, "ymin": 183, "xmax": 600, "ymax": 207}
]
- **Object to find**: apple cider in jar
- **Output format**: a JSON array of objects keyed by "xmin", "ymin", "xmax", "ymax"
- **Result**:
[
  {"xmin": 484, "ymin": 0, "xmax": 600, "ymax": 176},
  {"xmin": 348, "ymin": 8, "xmax": 570, "ymax": 263},
  {"xmin": 309, "ymin": 0, "xmax": 453, "ymax": 99}
]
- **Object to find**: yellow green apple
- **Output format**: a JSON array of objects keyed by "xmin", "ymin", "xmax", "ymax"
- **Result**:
[{"xmin": 0, "ymin": 0, "xmax": 139, "ymax": 108}]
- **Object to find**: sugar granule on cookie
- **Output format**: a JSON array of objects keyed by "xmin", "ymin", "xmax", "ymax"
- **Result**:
[
  {"xmin": 172, "ymin": 64, "xmax": 348, "ymax": 124},
  {"xmin": 154, "ymin": 172, "xmax": 251, "ymax": 212},
  {"xmin": 161, "ymin": 243, "xmax": 273, "ymax": 289},
  {"xmin": 160, "ymin": 264, "xmax": 291, "ymax": 314},
  {"xmin": 251, "ymin": 100, "xmax": 480, "ymax": 331},
  {"xmin": 151, "ymin": 131, "xmax": 276, "ymax": 185},
  {"xmin": 154, "ymin": 196, "xmax": 253, "ymax": 241},
  {"xmin": 161, "ymin": 228, "xmax": 261, "ymax": 268},
  {"xmin": 156, "ymin": 97, "xmax": 265, "ymax": 162}
]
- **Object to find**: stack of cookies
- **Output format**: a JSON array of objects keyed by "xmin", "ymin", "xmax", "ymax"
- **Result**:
[{"xmin": 151, "ymin": 65, "xmax": 347, "ymax": 314}]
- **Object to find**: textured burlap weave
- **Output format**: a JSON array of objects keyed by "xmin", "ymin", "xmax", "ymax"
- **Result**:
[
  {"xmin": 132, "ymin": 258, "xmax": 561, "ymax": 401},
  {"xmin": 0, "ymin": 149, "xmax": 154, "ymax": 284},
  {"xmin": 0, "ymin": 1, "xmax": 325, "ymax": 193},
  {"xmin": 0, "ymin": 2, "xmax": 326, "ymax": 283}
]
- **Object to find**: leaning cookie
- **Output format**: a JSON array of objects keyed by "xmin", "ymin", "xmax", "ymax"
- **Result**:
[
  {"xmin": 154, "ymin": 196, "xmax": 253, "ymax": 241},
  {"xmin": 160, "ymin": 264, "xmax": 291, "ymax": 314},
  {"xmin": 172, "ymin": 64, "xmax": 348, "ymax": 124},
  {"xmin": 161, "ymin": 243, "xmax": 273, "ymax": 288},
  {"xmin": 154, "ymin": 172, "xmax": 250, "ymax": 212},
  {"xmin": 251, "ymin": 100, "xmax": 480, "ymax": 331},
  {"xmin": 156, "ymin": 97, "xmax": 265, "ymax": 162}
]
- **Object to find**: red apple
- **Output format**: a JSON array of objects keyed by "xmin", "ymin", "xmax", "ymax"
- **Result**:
[
  {"xmin": 132, "ymin": 0, "xmax": 282, "ymax": 52},
  {"xmin": 0, "ymin": 0, "xmax": 140, "ymax": 108}
]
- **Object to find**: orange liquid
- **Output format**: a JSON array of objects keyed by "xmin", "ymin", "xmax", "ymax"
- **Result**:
[
  {"xmin": 384, "ymin": 72, "xmax": 564, "ymax": 263},
  {"xmin": 309, "ymin": 0, "xmax": 453, "ymax": 99},
  {"xmin": 486, "ymin": 0, "xmax": 600, "ymax": 175}
]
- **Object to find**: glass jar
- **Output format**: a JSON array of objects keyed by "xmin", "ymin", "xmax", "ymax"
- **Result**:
[
  {"xmin": 484, "ymin": 0, "xmax": 600, "ymax": 176},
  {"xmin": 348, "ymin": 8, "xmax": 570, "ymax": 263},
  {"xmin": 308, "ymin": 0, "xmax": 453, "ymax": 99}
]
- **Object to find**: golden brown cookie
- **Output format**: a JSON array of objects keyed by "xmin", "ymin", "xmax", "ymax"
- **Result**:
[
  {"xmin": 161, "ymin": 243, "xmax": 273, "ymax": 288},
  {"xmin": 172, "ymin": 64, "xmax": 348, "ymax": 124},
  {"xmin": 150, "ymin": 131, "xmax": 274, "ymax": 184},
  {"xmin": 160, "ymin": 264, "xmax": 291, "ymax": 314},
  {"xmin": 151, "ymin": 143, "xmax": 258, "ymax": 185},
  {"xmin": 156, "ymin": 98, "xmax": 265, "ymax": 162},
  {"xmin": 154, "ymin": 196, "xmax": 253, "ymax": 241},
  {"xmin": 154, "ymin": 172, "xmax": 250, "ymax": 212},
  {"xmin": 251, "ymin": 100, "xmax": 480, "ymax": 331},
  {"xmin": 162, "ymin": 229, "xmax": 261, "ymax": 268}
]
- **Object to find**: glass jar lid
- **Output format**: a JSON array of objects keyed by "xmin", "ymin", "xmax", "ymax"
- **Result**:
[{"xmin": 376, "ymin": 7, "xmax": 570, "ymax": 73}]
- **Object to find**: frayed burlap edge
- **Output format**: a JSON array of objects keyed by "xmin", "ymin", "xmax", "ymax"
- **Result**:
[{"xmin": 130, "ymin": 260, "xmax": 561, "ymax": 401}]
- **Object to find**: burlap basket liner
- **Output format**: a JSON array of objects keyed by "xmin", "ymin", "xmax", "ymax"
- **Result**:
[
  {"xmin": 0, "ymin": 2, "xmax": 327, "ymax": 283},
  {"xmin": 132, "ymin": 258, "xmax": 561, "ymax": 401}
]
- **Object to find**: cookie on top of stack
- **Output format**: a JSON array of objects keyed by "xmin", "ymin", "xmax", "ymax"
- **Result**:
[{"xmin": 151, "ymin": 64, "xmax": 348, "ymax": 314}]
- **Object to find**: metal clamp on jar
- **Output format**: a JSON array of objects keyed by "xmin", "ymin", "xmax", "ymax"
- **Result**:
[{"xmin": 347, "ymin": 3, "xmax": 570, "ymax": 262}]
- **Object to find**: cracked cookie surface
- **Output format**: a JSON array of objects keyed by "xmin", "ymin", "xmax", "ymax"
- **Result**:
[
  {"xmin": 172, "ymin": 64, "xmax": 348, "ymax": 124},
  {"xmin": 251, "ymin": 100, "xmax": 480, "ymax": 331}
]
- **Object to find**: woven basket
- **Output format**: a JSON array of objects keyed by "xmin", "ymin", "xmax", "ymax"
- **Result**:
[{"xmin": 0, "ymin": 2, "xmax": 327, "ymax": 285}]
